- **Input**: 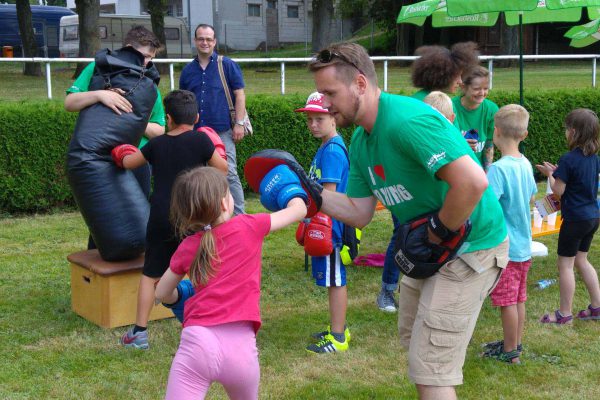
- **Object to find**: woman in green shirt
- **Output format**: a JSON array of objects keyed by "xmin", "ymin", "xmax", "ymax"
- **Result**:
[{"xmin": 452, "ymin": 66, "xmax": 499, "ymax": 171}]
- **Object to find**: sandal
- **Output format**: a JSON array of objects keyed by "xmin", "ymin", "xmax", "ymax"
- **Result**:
[
  {"xmin": 576, "ymin": 304, "xmax": 600, "ymax": 320},
  {"xmin": 481, "ymin": 346, "xmax": 521, "ymax": 364},
  {"xmin": 482, "ymin": 340, "xmax": 523, "ymax": 355},
  {"xmin": 540, "ymin": 310, "xmax": 573, "ymax": 324}
]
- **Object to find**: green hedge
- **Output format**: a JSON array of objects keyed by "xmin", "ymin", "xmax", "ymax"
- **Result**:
[
  {"xmin": 0, "ymin": 101, "xmax": 76, "ymax": 213},
  {"xmin": 1, "ymin": 89, "xmax": 599, "ymax": 213}
]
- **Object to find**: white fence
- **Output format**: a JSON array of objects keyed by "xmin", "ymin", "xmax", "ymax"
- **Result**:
[{"xmin": 0, "ymin": 54, "xmax": 598, "ymax": 99}]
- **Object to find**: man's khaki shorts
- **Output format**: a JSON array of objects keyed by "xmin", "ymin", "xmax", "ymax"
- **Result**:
[{"xmin": 397, "ymin": 239, "xmax": 508, "ymax": 387}]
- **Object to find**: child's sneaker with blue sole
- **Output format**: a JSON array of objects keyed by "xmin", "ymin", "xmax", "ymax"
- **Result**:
[{"xmin": 120, "ymin": 327, "xmax": 149, "ymax": 350}]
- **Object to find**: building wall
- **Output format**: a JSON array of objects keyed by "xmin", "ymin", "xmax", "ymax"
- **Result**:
[
  {"xmin": 67, "ymin": 0, "xmax": 350, "ymax": 52},
  {"xmin": 214, "ymin": 0, "xmax": 262, "ymax": 50},
  {"xmin": 214, "ymin": 0, "xmax": 349, "ymax": 51},
  {"xmin": 278, "ymin": 0, "xmax": 309, "ymax": 44},
  {"xmin": 187, "ymin": 0, "xmax": 213, "ymax": 50}
]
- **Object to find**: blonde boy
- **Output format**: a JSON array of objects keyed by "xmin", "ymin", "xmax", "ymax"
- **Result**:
[
  {"xmin": 424, "ymin": 91, "xmax": 455, "ymax": 123},
  {"xmin": 483, "ymin": 104, "xmax": 537, "ymax": 363},
  {"xmin": 294, "ymin": 92, "xmax": 351, "ymax": 354}
]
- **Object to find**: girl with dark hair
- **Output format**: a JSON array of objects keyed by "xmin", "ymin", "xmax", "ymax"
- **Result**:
[
  {"xmin": 411, "ymin": 41, "xmax": 480, "ymax": 100},
  {"xmin": 536, "ymin": 108, "xmax": 600, "ymax": 324}
]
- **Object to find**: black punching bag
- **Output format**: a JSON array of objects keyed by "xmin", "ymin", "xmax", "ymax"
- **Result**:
[{"xmin": 67, "ymin": 47, "xmax": 160, "ymax": 261}]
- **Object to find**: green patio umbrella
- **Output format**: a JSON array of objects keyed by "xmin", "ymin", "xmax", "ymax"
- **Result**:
[
  {"xmin": 397, "ymin": 1, "xmax": 499, "ymax": 27},
  {"xmin": 564, "ymin": 9, "xmax": 600, "ymax": 47},
  {"xmin": 398, "ymin": 0, "xmax": 600, "ymax": 104}
]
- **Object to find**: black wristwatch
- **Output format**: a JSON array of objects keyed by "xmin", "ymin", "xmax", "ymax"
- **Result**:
[{"xmin": 427, "ymin": 213, "xmax": 458, "ymax": 242}]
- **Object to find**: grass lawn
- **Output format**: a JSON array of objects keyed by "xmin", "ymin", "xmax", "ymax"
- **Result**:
[
  {"xmin": 0, "ymin": 59, "xmax": 597, "ymax": 101},
  {"xmin": 1, "ymin": 187, "xmax": 600, "ymax": 399}
]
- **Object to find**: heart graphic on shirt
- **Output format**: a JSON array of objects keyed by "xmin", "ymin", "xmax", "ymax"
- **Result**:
[{"xmin": 374, "ymin": 165, "xmax": 385, "ymax": 181}]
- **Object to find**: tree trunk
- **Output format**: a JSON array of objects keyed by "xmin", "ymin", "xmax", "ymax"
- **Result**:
[
  {"xmin": 148, "ymin": 0, "xmax": 169, "ymax": 74},
  {"xmin": 16, "ymin": 0, "xmax": 41, "ymax": 76},
  {"xmin": 74, "ymin": 0, "xmax": 100, "ymax": 79},
  {"xmin": 311, "ymin": 0, "xmax": 335, "ymax": 52},
  {"xmin": 414, "ymin": 26, "xmax": 424, "ymax": 49},
  {"xmin": 499, "ymin": 15, "xmax": 519, "ymax": 68},
  {"xmin": 396, "ymin": 23, "xmax": 407, "ymax": 56},
  {"xmin": 439, "ymin": 28, "xmax": 450, "ymax": 47}
]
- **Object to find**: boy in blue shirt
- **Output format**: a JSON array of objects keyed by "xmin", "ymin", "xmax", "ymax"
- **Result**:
[
  {"xmin": 295, "ymin": 92, "xmax": 351, "ymax": 353},
  {"xmin": 483, "ymin": 104, "xmax": 537, "ymax": 364}
]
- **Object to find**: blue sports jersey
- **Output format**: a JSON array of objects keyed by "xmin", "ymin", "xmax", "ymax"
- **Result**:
[{"xmin": 308, "ymin": 135, "xmax": 349, "ymax": 246}]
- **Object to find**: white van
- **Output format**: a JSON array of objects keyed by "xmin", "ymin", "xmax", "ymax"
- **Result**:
[{"xmin": 59, "ymin": 14, "xmax": 192, "ymax": 58}]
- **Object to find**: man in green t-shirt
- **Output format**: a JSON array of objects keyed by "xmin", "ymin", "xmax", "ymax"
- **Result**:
[{"xmin": 309, "ymin": 43, "xmax": 508, "ymax": 400}]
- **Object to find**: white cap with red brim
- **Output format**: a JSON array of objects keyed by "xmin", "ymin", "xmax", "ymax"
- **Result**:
[{"xmin": 294, "ymin": 92, "xmax": 329, "ymax": 113}]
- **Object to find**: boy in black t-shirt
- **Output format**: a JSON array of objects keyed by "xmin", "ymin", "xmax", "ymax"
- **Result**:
[{"xmin": 111, "ymin": 90, "xmax": 228, "ymax": 349}]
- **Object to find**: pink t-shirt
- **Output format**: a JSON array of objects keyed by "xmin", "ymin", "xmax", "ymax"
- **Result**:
[{"xmin": 170, "ymin": 213, "xmax": 271, "ymax": 332}]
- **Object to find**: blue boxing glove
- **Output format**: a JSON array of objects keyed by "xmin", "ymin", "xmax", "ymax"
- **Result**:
[
  {"xmin": 259, "ymin": 164, "xmax": 308, "ymax": 211},
  {"xmin": 162, "ymin": 279, "xmax": 195, "ymax": 323}
]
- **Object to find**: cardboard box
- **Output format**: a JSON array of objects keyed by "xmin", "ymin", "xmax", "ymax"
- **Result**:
[{"xmin": 68, "ymin": 250, "xmax": 173, "ymax": 329}]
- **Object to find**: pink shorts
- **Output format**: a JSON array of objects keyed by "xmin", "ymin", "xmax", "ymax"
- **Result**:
[{"xmin": 490, "ymin": 259, "xmax": 532, "ymax": 306}]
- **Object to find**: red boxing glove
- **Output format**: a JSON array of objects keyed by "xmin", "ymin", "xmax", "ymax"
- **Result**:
[
  {"xmin": 296, "ymin": 220, "xmax": 308, "ymax": 246},
  {"xmin": 303, "ymin": 212, "xmax": 333, "ymax": 257},
  {"xmin": 111, "ymin": 144, "xmax": 138, "ymax": 168},
  {"xmin": 198, "ymin": 127, "xmax": 227, "ymax": 160}
]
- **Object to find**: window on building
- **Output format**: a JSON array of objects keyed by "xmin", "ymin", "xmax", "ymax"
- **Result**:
[
  {"xmin": 267, "ymin": 1, "xmax": 277, "ymax": 9},
  {"xmin": 63, "ymin": 25, "xmax": 78, "ymax": 41},
  {"xmin": 166, "ymin": 0, "xmax": 184, "ymax": 17},
  {"xmin": 99, "ymin": 4, "xmax": 116, "ymax": 14},
  {"xmin": 287, "ymin": 5, "xmax": 299, "ymax": 18},
  {"xmin": 248, "ymin": 3, "xmax": 261, "ymax": 17},
  {"xmin": 98, "ymin": 26, "xmax": 108, "ymax": 39},
  {"xmin": 164, "ymin": 28, "xmax": 180, "ymax": 40}
]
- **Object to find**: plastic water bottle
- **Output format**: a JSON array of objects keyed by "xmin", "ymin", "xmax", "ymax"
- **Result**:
[{"xmin": 537, "ymin": 279, "xmax": 557, "ymax": 290}]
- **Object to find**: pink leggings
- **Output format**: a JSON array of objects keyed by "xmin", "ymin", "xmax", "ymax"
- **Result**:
[{"xmin": 165, "ymin": 321, "xmax": 259, "ymax": 400}]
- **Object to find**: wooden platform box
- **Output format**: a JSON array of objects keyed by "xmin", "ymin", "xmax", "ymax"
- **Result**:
[{"xmin": 68, "ymin": 250, "xmax": 173, "ymax": 329}]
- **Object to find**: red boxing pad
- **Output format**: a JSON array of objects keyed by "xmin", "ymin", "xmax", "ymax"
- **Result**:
[
  {"xmin": 244, "ymin": 149, "xmax": 323, "ymax": 217},
  {"xmin": 198, "ymin": 127, "xmax": 227, "ymax": 160}
]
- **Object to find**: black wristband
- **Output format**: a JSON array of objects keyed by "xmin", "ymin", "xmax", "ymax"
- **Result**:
[{"xmin": 427, "ymin": 213, "xmax": 457, "ymax": 242}]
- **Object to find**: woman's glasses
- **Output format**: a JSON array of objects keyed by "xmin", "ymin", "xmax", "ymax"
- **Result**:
[{"xmin": 316, "ymin": 49, "xmax": 364, "ymax": 75}]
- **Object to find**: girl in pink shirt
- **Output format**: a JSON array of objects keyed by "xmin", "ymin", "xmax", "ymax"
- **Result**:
[{"xmin": 155, "ymin": 166, "xmax": 306, "ymax": 400}]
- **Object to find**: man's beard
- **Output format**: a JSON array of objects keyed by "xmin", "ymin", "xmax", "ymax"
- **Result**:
[{"xmin": 334, "ymin": 93, "xmax": 360, "ymax": 128}]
